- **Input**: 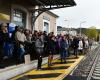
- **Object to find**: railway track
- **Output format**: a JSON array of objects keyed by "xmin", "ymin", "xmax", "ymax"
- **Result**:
[
  {"xmin": 66, "ymin": 46, "xmax": 100, "ymax": 80},
  {"xmin": 87, "ymin": 47, "xmax": 100, "ymax": 80}
]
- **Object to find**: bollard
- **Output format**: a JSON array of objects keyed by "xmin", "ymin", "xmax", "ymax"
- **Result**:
[{"xmin": 24, "ymin": 54, "xmax": 31, "ymax": 64}]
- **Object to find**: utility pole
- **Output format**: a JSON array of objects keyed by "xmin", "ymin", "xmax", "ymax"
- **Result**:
[
  {"xmin": 79, "ymin": 21, "xmax": 86, "ymax": 36},
  {"xmin": 64, "ymin": 19, "xmax": 69, "ymax": 34}
]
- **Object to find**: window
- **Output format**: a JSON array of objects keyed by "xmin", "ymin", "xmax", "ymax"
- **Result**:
[
  {"xmin": 12, "ymin": 9, "xmax": 26, "ymax": 27},
  {"xmin": 43, "ymin": 22, "xmax": 49, "ymax": 33}
]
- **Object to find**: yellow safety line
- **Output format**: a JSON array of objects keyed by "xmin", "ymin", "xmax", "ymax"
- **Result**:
[
  {"xmin": 11, "ymin": 56, "xmax": 84, "ymax": 80},
  {"xmin": 56, "ymin": 56, "xmax": 84, "ymax": 80}
]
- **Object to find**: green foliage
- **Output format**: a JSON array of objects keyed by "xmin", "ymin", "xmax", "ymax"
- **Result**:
[{"xmin": 85, "ymin": 27, "xmax": 97, "ymax": 39}]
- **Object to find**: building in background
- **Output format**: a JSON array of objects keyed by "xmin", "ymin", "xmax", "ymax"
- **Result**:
[
  {"xmin": 57, "ymin": 26, "xmax": 77, "ymax": 36},
  {"xmin": 69, "ymin": 30, "xmax": 77, "ymax": 36},
  {"xmin": 34, "ymin": 11, "xmax": 58, "ymax": 35},
  {"xmin": 57, "ymin": 26, "xmax": 68, "ymax": 35}
]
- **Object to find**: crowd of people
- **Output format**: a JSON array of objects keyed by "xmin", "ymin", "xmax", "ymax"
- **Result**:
[{"xmin": 0, "ymin": 23, "xmax": 94, "ymax": 70}]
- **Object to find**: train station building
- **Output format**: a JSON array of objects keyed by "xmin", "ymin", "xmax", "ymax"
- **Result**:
[{"xmin": 0, "ymin": 0, "xmax": 76, "ymax": 34}]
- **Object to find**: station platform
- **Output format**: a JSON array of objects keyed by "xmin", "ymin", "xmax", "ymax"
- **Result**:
[{"xmin": 10, "ymin": 55, "xmax": 84, "ymax": 80}]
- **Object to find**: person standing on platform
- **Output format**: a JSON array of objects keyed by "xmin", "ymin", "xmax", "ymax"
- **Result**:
[
  {"xmin": 56, "ymin": 35, "xmax": 62, "ymax": 56},
  {"xmin": 48, "ymin": 35, "xmax": 56, "ymax": 67},
  {"xmin": 31, "ymin": 30, "xmax": 38, "ymax": 60},
  {"xmin": 15, "ymin": 27, "xmax": 26, "ymax": 63},
  {"xmin": 89, "ymin": 38, "xmax": 93, "ymax": 50},
  {"xmin": 24, "ymin": 29, "xmax": 32, "ymax": 55},
  {"xmin": 60, "ymin": 35, "xmax": 68, "ymax": 63},
  {"xmin": 12, "ymin": 26, "xmax": 20, "ymax": 64},
  {"xmin": 0, "ymin": 23, "xmax": 10, "ymax": 68},
  {"xmin": 43, "ymin": 31, "xmax": 48, "ymax": 55},
  {"xmin": 78, "ymin": 37, "xmax": 83, "ymax": 55},
  {"xmin": 84, "ymin": 38, "xmax": 89, "ymax": 54},
  {"xmin": 72, "ymin": 36, "xmax": 79, "ymax": 58},
  {"xmin": 35, "ymin": 32, "xmax": 44, "ymax": 70}
]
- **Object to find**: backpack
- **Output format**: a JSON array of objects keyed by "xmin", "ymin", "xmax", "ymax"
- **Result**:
[{"xmin": 35, "ymin": 38, "xmax": 43, "ymax": 48}]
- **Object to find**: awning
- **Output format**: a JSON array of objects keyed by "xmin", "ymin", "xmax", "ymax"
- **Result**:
[
  {"xmin": 32, "ymin": 0, "xmax": 76, "ymax": 6},
  {"xmin": 6, "ymin": 0, "xmax": 76, "ymax": 10},
  {"xmin": 4, "ymin": 0, "xmax": 76, "ymax": 29},
  {"xmin": 29, "ymin": 0, "xmax": 76, "ymax": 29},
  {"xmin": 31, "ymin": 0, "xmax": 76, "ymax": 10}
]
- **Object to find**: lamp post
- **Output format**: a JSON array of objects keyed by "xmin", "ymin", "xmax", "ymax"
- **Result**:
[
  {"xmin": 64, "ymin": 19, "xmax": 69, "ymax": 34},
  {"xmin": 79, "ymin": 21, "xmax": 86, "ymax": 36}
]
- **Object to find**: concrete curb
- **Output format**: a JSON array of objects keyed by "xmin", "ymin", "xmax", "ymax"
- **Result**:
[{"xmin": 0, "ymin": 55, "xmax": 59, "ymax": 80}]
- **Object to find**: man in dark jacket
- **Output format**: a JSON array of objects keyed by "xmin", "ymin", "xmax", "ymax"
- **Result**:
[
  {"xmin": 43, "ymin": 31, "xmax": 48, "ymax": 55},
  {"xmin": 72, "ymin": 36, "xmax": 79, "ymax": 58},
  {"xmin": 0, "ymin": 23, "xmax": 10, "ymax": 68},
  {"xmin": 11, "ymin": 26, "xmax": 20, "ymax": 64}
]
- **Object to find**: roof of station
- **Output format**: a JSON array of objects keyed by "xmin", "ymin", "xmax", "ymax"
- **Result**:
[
  {"xmin": 7, "ymin": 0, "xmax": 76, "ymax": 10},
  {"xmin": 31, "ymin": 0, "xmax": 76, "ymax": 10},
  {"xmin": 31, "ymin": 0, "xmax": 76, "ymax": 6}
]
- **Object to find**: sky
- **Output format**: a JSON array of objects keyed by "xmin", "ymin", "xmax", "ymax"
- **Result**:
[{"xmin": 51, "ymin": 0, "xmax": 100, "ymax": 29}]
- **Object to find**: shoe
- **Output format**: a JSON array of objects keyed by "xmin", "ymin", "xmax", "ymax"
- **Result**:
[
  {"xmin": 64, "ymin": 61, "xmax": 67, "ymax": 63},
  {"xmin": 48, "ymin": 64, "xmax": 52, "ymax": 68},
  {"xmin": 0, "ymin": 64, "xmax": 5, "ymax": 69},
  {"xmin": 50, "ymin": 63, "xmax": 53, "ymax": 66},
  {"xmin": 3, "ymin": 56, "xmax": 8, "ymax": 60},
  {"xmin": 60, "ymin": 62, "xmax": 63, "ymax": 64},
  {"xmin": 75, "ymin": 56, "xmax": 78, "ymax": 58},
  {"xmin": 48, "ymin": 63, "xmax": 53, "ymax": 66},
  {"xmin": 37, "ymin": 67, "xmax": 42, "ymax": 70},
  {"xmin": 37, "ymin": 68, "xmax": 42, "ymax": 70}
]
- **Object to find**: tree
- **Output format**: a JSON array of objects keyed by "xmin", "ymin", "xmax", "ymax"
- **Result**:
[{"xmin": 85, "ymin": 26, "xmax": 97, "ymax": 39}]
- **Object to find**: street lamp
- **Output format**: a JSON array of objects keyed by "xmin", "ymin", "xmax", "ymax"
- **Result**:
[
  {"xmin": 79, "ymin": 21, "xmax": 86, "ymax": 36},
  {"xmin": 64, "ymin": 19, "xmax": 69, "ymax": 34}
]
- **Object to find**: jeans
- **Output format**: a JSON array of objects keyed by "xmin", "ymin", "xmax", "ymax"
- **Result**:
[
  {"xmin": 19, "ymin": 48, "xmax": 25, "ymax": 62},
  {"xmin": 36, "ymin": 48, "xmax": 43, "ymax": 69},
  {"xmin": 60, "ymin": 49, "xmax": 67, "ymax": 60},
  {"xmin": 37, "ymin": 53, "xmax": 42, "ymax": 69}
]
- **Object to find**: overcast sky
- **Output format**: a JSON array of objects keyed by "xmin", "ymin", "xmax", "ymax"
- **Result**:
[{"xmin": 51, "ymin": 0, "xmax": 100, "ymax": 29}]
